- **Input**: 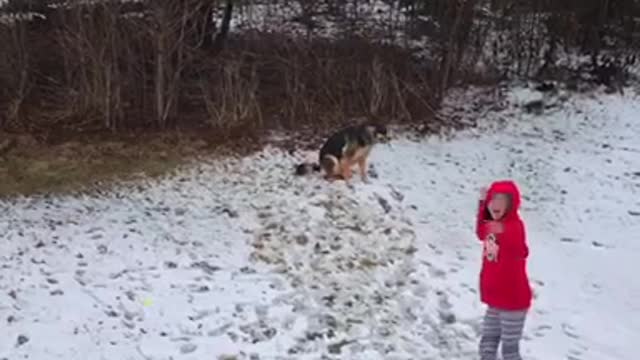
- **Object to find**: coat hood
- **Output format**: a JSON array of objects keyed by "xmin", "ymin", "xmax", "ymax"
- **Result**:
[{"xmin": 485, "ymin": 180, "xmax": 522, "ymax": 220}]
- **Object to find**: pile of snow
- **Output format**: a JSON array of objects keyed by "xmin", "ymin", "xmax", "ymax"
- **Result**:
[{"xmin": 1, "ymin": 86, "xmax": 639, "ymax": 359}]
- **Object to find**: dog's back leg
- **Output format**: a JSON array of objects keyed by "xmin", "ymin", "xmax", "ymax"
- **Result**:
[{"xmin": 340, "ymin": 160, "xmax": 353, "ymax": 181}]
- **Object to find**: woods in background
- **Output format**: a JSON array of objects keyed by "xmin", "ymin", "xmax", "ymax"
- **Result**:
[{"xmin": 0, "ymin": 0, "xmax": 638, "ymax": 137}]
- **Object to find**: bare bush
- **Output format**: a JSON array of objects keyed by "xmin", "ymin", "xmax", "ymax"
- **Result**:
[
  {"xmin": 195, "ymin": 35, "xmax": 436, "ymax": 132},
  {"xmin": 1, "ymin": 0, "xmax": 640, "ymax": 140},
  {"xmin": 200, "ymin": 57, "xmax": 263, "ymax": 129},
  {"xmin": 0, "ymin": 21, "xmax": 30, "ymax": 129}
]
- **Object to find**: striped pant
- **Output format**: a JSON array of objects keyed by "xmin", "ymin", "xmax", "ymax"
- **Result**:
[{"xmin": 479, "ymin": 307, "xmax": 527, "ymax": 360}]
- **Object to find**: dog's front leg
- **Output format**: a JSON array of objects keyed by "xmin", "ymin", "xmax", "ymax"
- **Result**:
[{"xmin": 357, "ymin": 157, "xmax": 369, "ymax": 183}]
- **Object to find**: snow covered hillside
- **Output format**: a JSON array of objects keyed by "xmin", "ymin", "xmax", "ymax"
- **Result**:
[{"xmin": 1, "ymin": 87, "xmax": 639, "ymax": 360}]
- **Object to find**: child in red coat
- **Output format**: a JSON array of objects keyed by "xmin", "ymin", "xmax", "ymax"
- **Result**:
[{"xmin": 475, "ymin": 180, "xmax": 532, "ymax": 360}]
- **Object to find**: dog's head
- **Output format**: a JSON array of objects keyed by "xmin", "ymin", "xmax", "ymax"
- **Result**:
[{"xmin": 365, "ymin": 122, "xmax": 389, "ymax": 142}]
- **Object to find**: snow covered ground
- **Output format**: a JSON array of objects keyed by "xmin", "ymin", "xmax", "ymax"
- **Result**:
[{"xmin": 1, "ymin": 86, "xmax": 639, "ymax": 360}]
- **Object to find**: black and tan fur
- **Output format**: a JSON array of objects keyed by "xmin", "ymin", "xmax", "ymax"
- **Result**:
[{"xmin": 295, "ymin": 122, "xmax": 388, "ymax": 182}]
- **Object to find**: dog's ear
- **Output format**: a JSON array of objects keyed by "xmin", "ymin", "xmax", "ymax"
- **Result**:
[
  {"xmin": 369, "ymin": 122, "xmax": 389, "ymax": 141},
  {"xmin": 375, "ymin": 123, "xmax": 388, "ymax": 136}
]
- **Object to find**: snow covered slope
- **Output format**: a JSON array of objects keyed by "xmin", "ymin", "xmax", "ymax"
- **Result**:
[{"xmin": 1, "ymin": 87, "xmax": 639, "ymax": 360}]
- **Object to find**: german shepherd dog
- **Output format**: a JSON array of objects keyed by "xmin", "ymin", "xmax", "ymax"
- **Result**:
[{"xmin": 295, "ymin": 122, "xmax": 389, "ymax": 182}]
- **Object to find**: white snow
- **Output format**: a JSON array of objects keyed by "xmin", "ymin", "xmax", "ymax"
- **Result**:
[
  {"xmin": 229, "ymin": 0, "xmax": 409, "ymax": 39},
  {"xmin": 1, "ymin": 86, "xmax": 639, "ymax": 359}
]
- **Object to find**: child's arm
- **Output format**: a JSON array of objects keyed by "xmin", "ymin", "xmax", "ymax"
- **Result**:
[
  {"xmin": 497, "ymin": 219, "xmax": 529, "ymax": 259},
  {"xmin": 475, "ymin": 199, "xmax": 487, "ymax": 240}
]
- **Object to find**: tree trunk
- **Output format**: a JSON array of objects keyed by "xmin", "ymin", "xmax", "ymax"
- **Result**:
[
  {"xmin": 438, "ymin": 0, "xmax": 466, "ymax": 100},
  {"xmin": 156, "ymin": 19, "xmax": 166, "ymax": 128},
  {"xmin": 211, "ymin": 0, "xmax": 234, "ymax": 54}
]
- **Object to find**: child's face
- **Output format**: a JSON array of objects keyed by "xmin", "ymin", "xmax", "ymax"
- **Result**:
[{"xmin": 488, "ymin": 193, "xmax": 510, "ymax": 220}]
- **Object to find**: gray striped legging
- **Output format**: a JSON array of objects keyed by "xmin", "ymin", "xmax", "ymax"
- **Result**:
[{"xmin": 479, "ymin": 307, "xmax": 527, "ymax": 360}]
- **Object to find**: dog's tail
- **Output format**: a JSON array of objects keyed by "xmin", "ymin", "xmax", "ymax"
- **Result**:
[{"xmin": 294, "ymin": 162, "xmax": 321, "ymax": 176}]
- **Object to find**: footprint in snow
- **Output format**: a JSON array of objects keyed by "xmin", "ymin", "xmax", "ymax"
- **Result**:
[
  {"xmin": 567, "ymin": 346, "xmax": 587, "ymax": 360},
  {"xmin": 533, "ymin": 279, "xmax": 545, "ymax": 287},
  {"xmin": 560, "ymin": 237, "xmax": 580, "ymax": 244},
  {"xmin": 561, "ymin": 323, "xmax": 579, "ymax": 339},
  {"xmin": 436, "ymin": 290, "xmax": 457, "ymax": 325},
  {"xmin": 428, "ymin": 266, "xmax": 447, "ymax": 279},
  {"xmin": 533, "ymin": 324, "xmax": 552, "ymax": 338},
  {"xmin": 591, "ymin": 241, "xmax": 609, "ymax": 249},
  {"xmin": 427, "ymin": 242, "xmax": 443, "ymax": 255},
  {"xmin": 180, "ymin": 343, "xmax": 198, "ymax": 354}
]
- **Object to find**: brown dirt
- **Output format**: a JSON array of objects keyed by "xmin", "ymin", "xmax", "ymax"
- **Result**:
[{"xmin": 0, "ymin": 127, "xmax": 268, "ymax": 197}]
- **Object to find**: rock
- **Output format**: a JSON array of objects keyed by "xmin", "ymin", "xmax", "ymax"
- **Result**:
[
  {"xmin": 439, "ymin": 311, "xmax": 457, "ymax": 324},
  {"xmin": 405, "ymin": 246, "xmax": 418, "ymax": 255},
  {"xmin": 328, "ymin": 339, "xmax": 351, "ymax": 354},
  {"xmin": 367, "ymin": 165, "xmax": 379, "ymax": 179},
  {"xmin": 324, "ymin": 314, "xmax": 338, "ymax": 328},
  {"xmin": 191, "ymin": 261, "xmax": 221, "ymax": 275},
  {"xmin": 239, "ymin": 266, "xmax": 256, "ymax": 274},
  {"xmin": 524, "ymin": 100, "xmax": 544, "ymax": 114},
  {"xmin": 375, "ymin": 194, "xmax": 392, "ymax": 213},
  {"xmin": 194, "ymin": 285, "xmax": 210, "ymax": 293},
  {"xmin": 322, "ymin": 294, "xmax": 336, "ymax": 307},
  {"xmin": 221, "ymin": 208, "xmax": 239, "ymax": 218},
  {"xmin": 16, "ymin": 335, "xmax": 29, "ymax": 347},
  {"xmin": 378, "ymin": 327, "xmax": 392, "ymax": 337},
  {"xmin": 262, "ymin": 327, "xmax": 277, "ymax": 341},
  {"xmin": 306, "ymin": 332, "xmax": 323, "ymax": 341},
  {"xmin": 295, "ymin": 234, "xmax": 309, "ymax": 246},
  {"xmin": 534, "ymin": 82, "xmax": 555, "ymax": 92}
]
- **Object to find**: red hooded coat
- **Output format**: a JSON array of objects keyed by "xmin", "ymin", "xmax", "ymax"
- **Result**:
[{"xmin": 476, "ymin": 180, "xmax": 532, "ymax": 310}]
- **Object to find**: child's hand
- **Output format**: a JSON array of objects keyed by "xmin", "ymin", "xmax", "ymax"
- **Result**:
[
  {"xmin": 479, "ymin": 186, "xmax": 488, "ymax": 201},
  {"xmin": 486, "ymin": 221, "xmax": 504, "ymax": 234},
  {"xmin": 484, "ymin": 234, "xmax": 500, "ymax": 261}
]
